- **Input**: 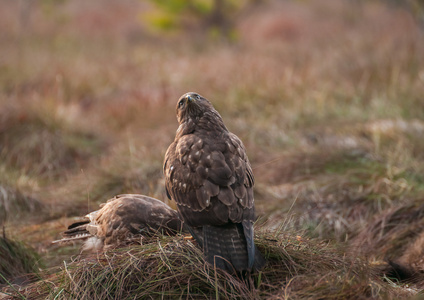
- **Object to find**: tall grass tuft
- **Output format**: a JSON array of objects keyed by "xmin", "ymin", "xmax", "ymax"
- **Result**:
[{"xmin": 0, "ymin": 236, "xmax": 42, "ymax": 286}]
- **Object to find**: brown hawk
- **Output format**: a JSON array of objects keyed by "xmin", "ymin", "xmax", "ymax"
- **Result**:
[
  {"xmin": 53, "ymin": 194, "xmax": 183, "ymax": 251},
  {"xmin": 164, "ymin": 92, "xmax": 265, "ymax": 273}
]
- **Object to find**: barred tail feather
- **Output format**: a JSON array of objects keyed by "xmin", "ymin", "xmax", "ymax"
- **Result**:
[
  {"xmin": 242, "ymin": 220, "xmax": 266, "ymax": 271},
  {"xmin": 51, "ymin": 233, "xmax": 91, "ymax": 244},
  {"xmin": 202, "ymin": 223, "xmax": 264, "ymax": 273},
  {"xmin": 62, "ymin": 220, "xmax": 91, "ymax": 238},
  {"xmin": 52, "ymin": 220, "xmax": 92, "ymax": 244},
  {"xmin": 242, "ymin": 220, "xmax": 255, "ymax": 269}
]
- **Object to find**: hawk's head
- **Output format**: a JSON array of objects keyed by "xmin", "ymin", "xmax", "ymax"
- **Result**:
[
  {"xmin": 176, "ymin": 92, "xmax": 214, "ymax": 124},
  {"xmin": 175, "ymin": 92, "xmax": 227, "ymax": 135}
]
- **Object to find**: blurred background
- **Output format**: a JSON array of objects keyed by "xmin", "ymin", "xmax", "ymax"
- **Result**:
[{"xmin": 1, "ymin": 0, "xmax": 424, "ymax": 291}]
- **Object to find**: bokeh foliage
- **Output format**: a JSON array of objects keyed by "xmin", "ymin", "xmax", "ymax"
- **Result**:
[{"xmin": 142, "ymin": 0, "xmax": 250, "ymax": 37}]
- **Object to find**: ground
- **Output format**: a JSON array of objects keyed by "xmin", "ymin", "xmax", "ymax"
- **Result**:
[{"xmin": 0, "ymin": 0, "xmax": 424, "ymax": 299}]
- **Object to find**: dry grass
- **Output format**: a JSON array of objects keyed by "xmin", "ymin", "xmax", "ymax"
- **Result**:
[
  {"xmin": 353, "ymin": 203, "xmax": 424, "ymax": 260},
  {"xmin": 1, "ymin": 0, "xmax": 424, "ymax": 298},
  {"xmin": 0, "ymin": 102, "xmax": 105, "ymax": 183},
  {"xmin": 5, "ymin": 231, "xmax": 412, "ymax": 300}
]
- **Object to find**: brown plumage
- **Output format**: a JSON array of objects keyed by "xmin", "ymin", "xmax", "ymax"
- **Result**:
[
  {"xmin": 164, "ymin": 92, "xmax": 265, "ymax": 273},
  {"xmin": 53, "ymin": 194, "xmax": 183, "ymax": 251}
]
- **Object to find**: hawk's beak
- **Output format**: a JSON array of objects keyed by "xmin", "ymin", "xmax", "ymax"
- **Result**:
[{"xmin": 186, "ymin": 94, "xmax": 194, "ymax": 103}]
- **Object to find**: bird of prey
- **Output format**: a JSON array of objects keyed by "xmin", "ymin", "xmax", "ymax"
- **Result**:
[
  {"xmin": 53, "ymin": 194, "xmax": 184, "ymax": 251},
  {"xmin": 164, "ymin": 92, "xmax": 265, "ymax": 273}
]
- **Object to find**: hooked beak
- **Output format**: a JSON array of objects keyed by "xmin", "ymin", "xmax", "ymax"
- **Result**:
[{"xmin": 185, "ymin": 94, "xmax": 195, "ymax": 103}]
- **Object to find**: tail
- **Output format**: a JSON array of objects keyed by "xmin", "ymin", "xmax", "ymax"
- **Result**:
[
  {"xmin": 242, "ymin": 220, "xmax": 266, "ymax": 271},
  {"xmin": 52, "ymin": 220, "xmax": 92, "ymax": 244},
  {"xmin": 202, "ymin": 222, "xmax": 265, "ymax": 273}
]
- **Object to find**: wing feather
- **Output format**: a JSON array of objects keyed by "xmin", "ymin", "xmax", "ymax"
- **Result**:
[
  {"xmin": 164, "ymin": 130, "xmax": 255, "ymax": 226},
  {"xmin": 217, "ymin": 186, "xmax": 236, "ymax": 206}
]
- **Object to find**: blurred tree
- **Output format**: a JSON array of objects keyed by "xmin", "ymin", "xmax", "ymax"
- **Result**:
[{"xmin": 142, "ymin": 0, "xmax": 257, "ymax": 39}]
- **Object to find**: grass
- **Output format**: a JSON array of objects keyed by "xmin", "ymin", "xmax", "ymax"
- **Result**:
[
  {"xmin": 1, "ymin": 0, "xmax": 424, "ymax": 298},
  {"xmin": 0, "ymin": 235, "xmax": 42, "ymax": 287},
  {"xmin": 354, "ymin": 203, "xmax": 424, "ymax": 261},
  {"xmin": 0, "ymin": 103, "xmax": 105, "ymax": 183},
  {"xmin": 7, "ymin": 231, "xmax": 411, "ymax": 300}
]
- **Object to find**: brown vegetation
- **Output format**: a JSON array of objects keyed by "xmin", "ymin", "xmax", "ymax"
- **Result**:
[{"xmin": 1, "ymin": 0, "xmax": 424, "ymax": 298}]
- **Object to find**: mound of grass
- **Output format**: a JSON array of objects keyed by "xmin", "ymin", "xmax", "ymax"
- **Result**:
[
  {"xmin": 353, "ymin": 203, "xmax": 424, "ymax": 262},
  {"xmin": 12, "ymin": 231, "xmax": 409, "ymax": 299},
  {"xmin": 0, "ymin": 236, "xmax": 42, "ymax": 286}
]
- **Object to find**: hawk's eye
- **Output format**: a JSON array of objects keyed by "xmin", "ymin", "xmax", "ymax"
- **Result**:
[
  {"xmin": 178, "ymin": 99, "xmax": 185, "ymax": 109},
  {"xmin": 195, "ymin": 94, "xmax": 201, "ymax": 100}
]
